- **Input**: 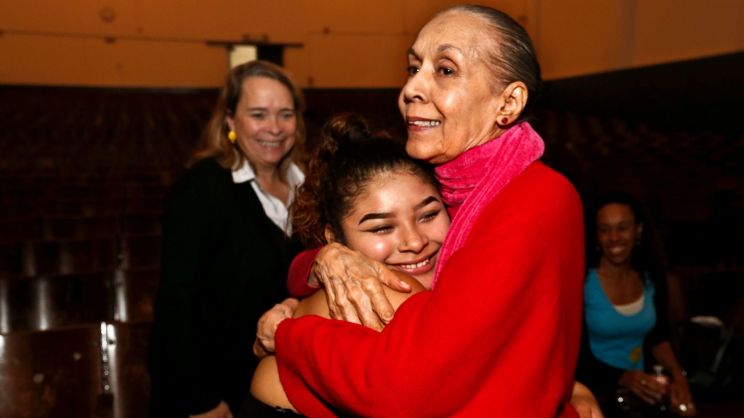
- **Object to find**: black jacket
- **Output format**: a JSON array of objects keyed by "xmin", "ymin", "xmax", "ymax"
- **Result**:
[{"xmin": 149, "ymin": 158, "xmax": 302, "ymax": 417}]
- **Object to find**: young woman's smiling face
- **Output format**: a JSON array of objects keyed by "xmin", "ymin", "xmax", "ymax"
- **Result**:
[
  {"xmin": 337, "ymin": 170, "xmax": 450, "ymax": 289},
  {"xmin": 596, "ymin": 203, "xmax": 642, "ymax": 267}
]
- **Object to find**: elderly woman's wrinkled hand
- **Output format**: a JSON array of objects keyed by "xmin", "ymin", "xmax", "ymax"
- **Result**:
[
  {"xmin": 254, "ymin": 298, "xmax": 299, "ymax": 357},
  {"xmin": 314, "ymin": 242, "xmax": 411, "ymax": 331}
]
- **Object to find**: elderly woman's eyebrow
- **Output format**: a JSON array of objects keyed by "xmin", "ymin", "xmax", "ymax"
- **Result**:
[
  {"xmin": 437, "ymin": 44, "xmax": 463, "ymax": 54},
  {"xmin": 407, "ymin": 44, "xmax": 464, "ymax": 58}
]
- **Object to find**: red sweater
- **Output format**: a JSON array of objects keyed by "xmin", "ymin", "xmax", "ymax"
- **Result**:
[
  {"xmin": 286, "ymin": 248, "xmax": 320, "ymax": 298},
  {"xmin": 277, "ymin": 163, "xmax": 584, "ymax": 417}
]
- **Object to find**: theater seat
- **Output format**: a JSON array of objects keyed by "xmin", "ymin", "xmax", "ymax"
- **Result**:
[
  {"xmin": 0, "ymin": 272, "xmax": 113, "ymax": 333},
  {"xmin": 20, "ymin": 238, "xmax": 118, "ymax": 277},
  {"xmin": 117, "ymin": 235, "xmax": 161, "ymax": 270},
  {"xmin": 0, "ymin": 325, "xmax": 103, "ymax": 418},
  {"xmin": 42, "ymin": 215, "xmax": 120, "ymax": 240},
  {"xmin": 0, "ymin": 242, "xmax": 24, "ymax": 278},
  {"xmin": 103, "ymin": 321, "xmax": 152, "ymax": 418},
  {"xmin": 120, "ymin": 212, "xmax": 162, "ymax": 236},
  {"xmin": 113, "ymin": 268, "xmax": 159, "ymax": 323},
  {"xmin": 0, "ymin": 217, "xmax": 44, "ymax": 243}
]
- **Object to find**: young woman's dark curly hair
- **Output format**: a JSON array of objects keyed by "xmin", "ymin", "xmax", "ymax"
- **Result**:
[{"xmin": 291, "ymin": 113, "xmax": 438, "ymax": 247}]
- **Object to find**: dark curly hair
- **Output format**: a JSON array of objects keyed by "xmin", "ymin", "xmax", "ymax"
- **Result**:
[{"xmin": 291, "ymin": 113, "xmax": 438, "ymax": 247}]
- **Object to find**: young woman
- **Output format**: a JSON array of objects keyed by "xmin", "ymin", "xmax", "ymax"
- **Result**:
[
  {"xmin": 577, "ymin": 192, "xmax": 695, "ymax": 417},
  {"xmin": 244, "ymin": 114, "xmax": 601, "ymax": 418},
  {"xmin": 241, "ymin": 113, "xmax": 445, "ymax": 416}
]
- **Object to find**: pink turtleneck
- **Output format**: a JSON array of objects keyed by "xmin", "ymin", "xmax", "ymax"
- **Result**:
[{"xmin": 432, "ymin": 121, "xmax": 544, "ymax": 286}]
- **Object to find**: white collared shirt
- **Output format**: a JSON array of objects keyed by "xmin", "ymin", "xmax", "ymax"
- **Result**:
[{"xmin": 232, "ymin": 160, "xmax": 305, "ymax": 236}]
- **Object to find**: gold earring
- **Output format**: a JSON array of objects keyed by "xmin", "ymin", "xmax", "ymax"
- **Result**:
[{"xmin": 228, "ymin": 130, "xmax": 237, "ymax": 143}]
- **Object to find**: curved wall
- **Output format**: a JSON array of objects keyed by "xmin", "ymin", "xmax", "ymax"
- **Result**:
[{"xmin": 0, "ymin": 0, "xmax": 742, "ymax": 87}]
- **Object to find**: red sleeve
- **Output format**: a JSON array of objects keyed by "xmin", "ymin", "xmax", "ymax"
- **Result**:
[
  {"xmin": 276, "ymin": 167, "xmax": 585, "ymax": 417},
  {"xmin": 286, "ymin": 247, "xmax": 321, "ymax": 298}
]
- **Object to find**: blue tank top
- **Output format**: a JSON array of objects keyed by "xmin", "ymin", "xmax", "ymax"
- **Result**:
[{"xmin": 584, "ymin": 269, "xmax": 656, "ymax": 370}]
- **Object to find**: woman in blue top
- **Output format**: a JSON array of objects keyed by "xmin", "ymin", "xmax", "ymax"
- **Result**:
[{"xmin": 577, "ymin": 192, "xmax": 696, "ymax": 417}]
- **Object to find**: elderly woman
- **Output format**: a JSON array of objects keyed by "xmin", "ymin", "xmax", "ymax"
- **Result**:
[{"xmin": 257, "ymin": 5, "xmax": 585, "ymax": 417}]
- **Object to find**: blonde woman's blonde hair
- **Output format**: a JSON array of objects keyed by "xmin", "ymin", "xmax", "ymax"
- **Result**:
[{"xmin": 192, "ymin": 60, "xmax": 306, "ymax": 176}]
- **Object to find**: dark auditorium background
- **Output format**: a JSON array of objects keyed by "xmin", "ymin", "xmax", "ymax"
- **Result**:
[{"xmin": 0, "ymin": 1, "xmax": 742, "ymax": 417}]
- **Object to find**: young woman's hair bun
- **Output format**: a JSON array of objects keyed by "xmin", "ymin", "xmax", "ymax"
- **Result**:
[
  {"xmin": 291, "ymin": 112, "xmax": 418, "ymax": 247},
  {"xmin": 317, "ymin": 113, "xmax": 387, "ymax": 161}
]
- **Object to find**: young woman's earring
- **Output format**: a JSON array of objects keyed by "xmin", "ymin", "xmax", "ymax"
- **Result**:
[
  {"xmin": 228, "ymin": 130, "xmax": 237, "ymax": 144},
  {"xmin": 501, "ymin": 117, "xmax": 509, "ymax": 125}
]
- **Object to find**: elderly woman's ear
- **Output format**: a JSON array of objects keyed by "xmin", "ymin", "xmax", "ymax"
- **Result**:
[{"xmin": 497, "ymin": 81, "xmax": 528, "ymax": 126}]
